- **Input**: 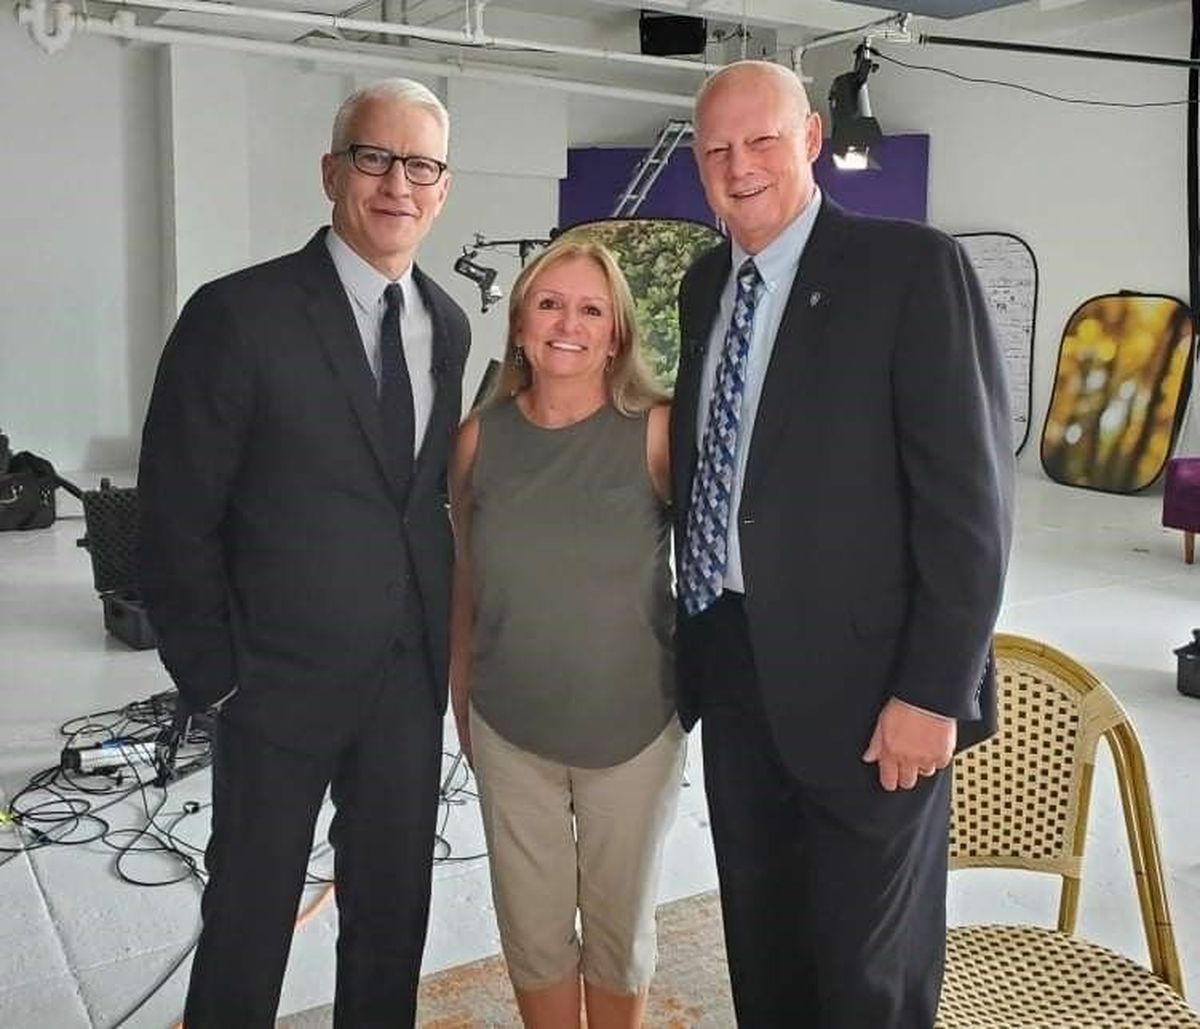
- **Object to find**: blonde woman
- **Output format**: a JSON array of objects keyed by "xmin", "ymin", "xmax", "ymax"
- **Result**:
[{"xmin": 449, "ymin": 238, "xmax": 685, "ymax": 1028}]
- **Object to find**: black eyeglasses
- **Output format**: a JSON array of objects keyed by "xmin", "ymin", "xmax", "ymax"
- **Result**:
[{"xmin": 338, "ymin": 144, "xmax": 448, "ymax": 185}]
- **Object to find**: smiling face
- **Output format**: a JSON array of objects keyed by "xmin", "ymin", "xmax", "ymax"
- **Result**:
[
  {"xmin": 321, "ymin": 97, "xmax": 450, "ymax": 279},
  {"xmin": 694, "ymin": 63, "xmax": 822, "ymax": 255},
  {"xmin": 517, "ymin": 255, "xmax": 617, "ymax": 388}
]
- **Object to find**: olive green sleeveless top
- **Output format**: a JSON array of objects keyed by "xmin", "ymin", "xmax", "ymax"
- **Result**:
[{"xmin": 469, "ymin": 399, "xmax": 675, "ymax": 768}]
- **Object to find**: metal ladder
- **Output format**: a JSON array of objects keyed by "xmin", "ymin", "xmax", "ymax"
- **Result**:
[{"xmin": 610, "ymin": 118, "xmax": 693, "ymax": 218}]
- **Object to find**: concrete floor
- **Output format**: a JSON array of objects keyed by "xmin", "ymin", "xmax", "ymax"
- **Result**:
[{"xmin": 1, "ymin": 468, "xmax": 1198, "ymax": 1027}]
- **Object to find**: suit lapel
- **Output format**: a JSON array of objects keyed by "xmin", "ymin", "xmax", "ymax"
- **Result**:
[
  {"xmin": 410, "ymin": 265, "xmax": 462, "ymax": 497},
  {"xmin": 297, "ymin": 230, "xmax": 402, "ymax": 505},
  {"xmin": 742, "ymin": 204, "xmax": 845, "ymax": 497}
]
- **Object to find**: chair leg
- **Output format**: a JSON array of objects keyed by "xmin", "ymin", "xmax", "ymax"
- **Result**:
[{"xmin": 1186, "ymin": 531, "xmax": 1195, "ymax": 565}]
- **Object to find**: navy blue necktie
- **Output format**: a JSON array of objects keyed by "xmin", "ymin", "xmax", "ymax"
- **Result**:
[
  {"xmin": 679, "ymin": 258, "xmax": 762, "ymax": 616},
  {"xmin": 380, "ymin": 283, "xmax": 415, "ymax": 492}
]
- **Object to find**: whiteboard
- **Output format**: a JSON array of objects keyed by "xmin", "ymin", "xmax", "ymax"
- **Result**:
[{"xmin": 956, "ymin": 232, "xmax": 1037, "ymax": 455}]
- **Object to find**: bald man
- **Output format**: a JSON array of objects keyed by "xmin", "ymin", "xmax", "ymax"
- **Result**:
[{"xmin": 670, "ymin": 61, "xmax": 1013, "ymax": 1026}]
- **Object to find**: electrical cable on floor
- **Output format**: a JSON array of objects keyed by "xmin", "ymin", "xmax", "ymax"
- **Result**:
[
  {"xmin": 434, "ymin": 747, "xmax": 488, "ymax": 863},
  {"xmin": 1, "ymin": 699, "xmax": 214, "ymax": 883},
  {"xmin": 4, "ymin": 688, "xmax": 490, "ymax": 1027}
]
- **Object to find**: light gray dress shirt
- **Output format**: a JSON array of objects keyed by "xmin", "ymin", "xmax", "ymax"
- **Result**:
[
  {"xmin": 325, "ymin": 229, "xmax": 435, "ymax": 454},
  {"xmin": 696, "ymin": 188, "xmax": 823, "ymax": 593}
]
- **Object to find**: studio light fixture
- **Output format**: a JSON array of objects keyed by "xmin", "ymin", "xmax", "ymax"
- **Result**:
[
  {"xmin": 453, "ymin": 234, "xmax": 551, "ymax": 314},
  {"xmin": 828, "ymin": 43, "xmax": 882, "ymax": 171},
  {"xmin": 453, "ymin": 250, "xmax": 503, "ymax": 313}
]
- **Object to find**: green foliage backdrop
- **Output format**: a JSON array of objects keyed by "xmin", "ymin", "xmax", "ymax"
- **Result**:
[{"xmin": 560, "ymin": 219, "xmax": 723, "ymax": 390}]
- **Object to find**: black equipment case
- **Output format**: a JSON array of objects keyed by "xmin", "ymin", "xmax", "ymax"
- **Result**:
[{"xmin": 77, "ymin": 480, "xmax": 157, "ymax": 650}]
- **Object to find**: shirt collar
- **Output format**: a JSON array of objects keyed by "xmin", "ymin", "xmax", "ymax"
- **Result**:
[
  {"xmin": 325, "ymin": 227, "xmax": 415, "ymax": 314},
  {"xmin": 731, "ymin": 186, "xmax": 823, "ymax": 293}
]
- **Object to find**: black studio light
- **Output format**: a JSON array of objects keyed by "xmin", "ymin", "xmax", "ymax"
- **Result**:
[
  {"xmin": 454, "ymin": 250, "xmax": 503, "ymax": 313},
  {"xmin": 828, "ymin": 44, "xmax": 882, "ymax": 171}
]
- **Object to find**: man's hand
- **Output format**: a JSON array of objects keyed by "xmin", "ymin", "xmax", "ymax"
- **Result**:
[{"xmin": 862, "ymin": 697, "xmax": 956, "ymax": 791}]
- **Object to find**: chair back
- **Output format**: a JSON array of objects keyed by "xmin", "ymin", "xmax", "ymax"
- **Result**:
[{"xmin": 949, "ymin": 633, "xmax": 1183, "ymax": 989}]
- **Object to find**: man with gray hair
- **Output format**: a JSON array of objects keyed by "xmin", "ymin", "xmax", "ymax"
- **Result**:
[{"xmin": 139, "ymin": 77, "xmax": 470, "ymax": 1025}]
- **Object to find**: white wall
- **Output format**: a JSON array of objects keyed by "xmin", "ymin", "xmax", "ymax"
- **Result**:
[
  {"xmin": 805, "ymin": 0, "xmax": 1195, "ymax": 464},
  {"xmin": 0, "ymin": 1, "xmax": 1194, "ymax": 476},
  {"xmin": 0, "ymin": 27, "xmax": 162, "ymax": 472},
  {"xmin": 158, "ymin": 54, "xmax": 569, "ymax": 424},
  {"xmin": 0, "ymin": 26, "xmax": 569, "ymax": 471}
]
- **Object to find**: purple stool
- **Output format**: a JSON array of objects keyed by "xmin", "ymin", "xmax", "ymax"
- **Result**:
[{"xmin": 1163, "ymin": 457, "xmax": 1200, "ymax": 564}]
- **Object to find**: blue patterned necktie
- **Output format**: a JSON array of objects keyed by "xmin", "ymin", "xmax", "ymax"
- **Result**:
[
  {"xmin": 680, "ymin": 258, "xmax": 762, "ymax": 617},
  {"xmin": 380, "ymin": 283, "xmax": 415, "ymax": 493}
]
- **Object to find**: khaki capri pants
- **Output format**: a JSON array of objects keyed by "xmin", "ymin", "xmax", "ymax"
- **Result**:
[{"xmin": 470, "ymin": 706, "xmax": 687, "ymax": 995}]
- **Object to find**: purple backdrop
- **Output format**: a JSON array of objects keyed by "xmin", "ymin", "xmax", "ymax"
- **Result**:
[
  {"xmin": 815, "ymin": 134, "xmax": 929, "ymax": 222},
  {"xmin": 559, "ymin": 146, "xmax": 713, "ymax": 227},
  {"xmin": 558, "ymin": 133, "xmax": 929, "ymax": 230}
]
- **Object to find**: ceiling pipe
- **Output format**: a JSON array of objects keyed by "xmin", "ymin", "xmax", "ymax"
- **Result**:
[
  {"xmin": 920, "ymin": 33, "xmax": 1200, "ymax": 70},
  {"xmin": 792, "ymin": 11, "xmax": 909, "ymax": 84},
  {"xmin": 801, "ymin": 11, "xmax": 909, "ymax": 56},
  {"xmin": 25, "ymin": 0, "xmax": 73, "ymax": 53},
  {"xmin": 14, "ymin": 0, "xmax": 695, "ymax": 108},
  {"xmin": 102, "ymin": 0, "xmax": 725, "ymax": 74}
]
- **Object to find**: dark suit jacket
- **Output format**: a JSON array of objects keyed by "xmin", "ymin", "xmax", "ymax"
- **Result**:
[
  {"xmin": 138, "ymin": 229, "xmax": 470, "ymax": 753},
  {"xmin": 671, "ymin": 200, "xmax": 1014, "ymax": 785}
]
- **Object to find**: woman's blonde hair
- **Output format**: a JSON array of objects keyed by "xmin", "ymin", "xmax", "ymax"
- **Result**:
[{"xmin": 487, "ymin": 236, "xmax": 667, "ymax": 415}]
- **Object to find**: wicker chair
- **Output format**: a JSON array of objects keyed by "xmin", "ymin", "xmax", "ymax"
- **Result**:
[{"xmin": 937, "ymin": 633, "xmax": 1199, "ymax": 1028}]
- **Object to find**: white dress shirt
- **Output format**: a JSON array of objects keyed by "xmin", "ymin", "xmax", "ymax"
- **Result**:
[
  {"xmin": 326, "ymin": 229, "xmax": 435, "ymax": 454},
  {"xmin": 696, "ymin": 188, "xmax": 823, "ymax": 593}
]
